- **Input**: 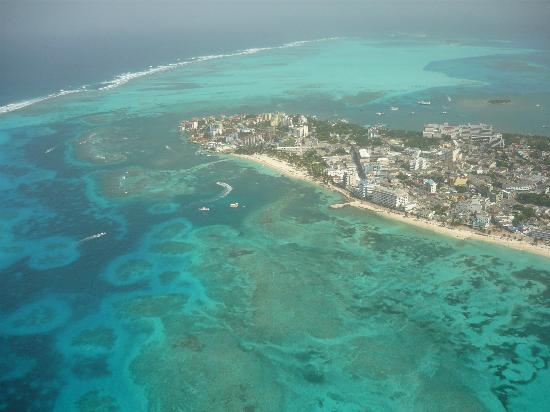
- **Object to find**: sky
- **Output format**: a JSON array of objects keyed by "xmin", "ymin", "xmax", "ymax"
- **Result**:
[{"xmin": 1, "ymin": 0, "xmax": 549, "ymax": 104}]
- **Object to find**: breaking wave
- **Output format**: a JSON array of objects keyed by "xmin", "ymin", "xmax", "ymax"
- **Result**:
[
  {"xmin": 0, "ymin": 87, "xmax": 87, "ymax": 115},
  {"xmin": 0, "ymin": 37, "xmax": 341, "ymax": 116}
]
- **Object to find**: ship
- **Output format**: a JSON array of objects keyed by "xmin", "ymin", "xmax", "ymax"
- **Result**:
[
  {"xmin": 198, "ymin": 206, "xmax": 210, "ymax": 211},
  {"xmin": 390, "ymin": 106, "xmax": 399, "ymax": 111},
  {"xmin": 417, "ymin": 100, "xmax": 431, "ymax": 105},
  {"xmin": 229, "ymin": 202, "xmax": 239, "ymax": 208}
]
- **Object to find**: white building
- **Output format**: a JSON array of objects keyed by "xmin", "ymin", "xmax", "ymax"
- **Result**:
[
  {"xmin": 424, "ymin": 179, "xmax": 437, "ymax": 194},
  {"xmin": 410, "ymin": 156, "xmax": 429, "ymax": 171},
  {"xmin": 291, "ymin": 125, "xmax": 309, "ymax": 138},
  {"xmin": 423, "ymin": 122, "xmax": 504, "ymax": 147},
  {"xmin": 369, "ymin": 186, "xmax": 409, "ymax": 209},
  {"xmin": 208, "ymin": 122, "xmax": 223, "ymax": 137},
  {"xmin": 472, "ymin": 213, "xmax": 491, "ymax": 230},
  {"xmin": 353, "ymin": 179, "xmax": 372, "ymax": 198}
]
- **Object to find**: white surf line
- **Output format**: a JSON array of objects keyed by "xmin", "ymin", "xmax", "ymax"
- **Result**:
[
  {"xmin": 97, "ymin": 38, "xmax": 339, "ymax": 91},
  {"xmin": 78, "ymin": 232, "xmax": 107, "ymax": 243},
  {"xmin": 0, "ymin": 37, "xmax": 343, "ymax": 115},
  {"xmin": 0, "ymin": 87, "xmax": 87, "ymax": 115}
]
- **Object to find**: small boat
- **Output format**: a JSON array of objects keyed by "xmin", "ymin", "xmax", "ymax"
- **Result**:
[
  {"xmin": 390, "ymin": 106, "xmax": 399, "ymax": 111},
  {"xmin": 229, "ymin": 202, "xmax": 239, "ymax": 208},
  {"xmin": 536, "ymin": 104, "xmax": 542, "ymax": 107},
  {"xmin": 376, "ymin": 112, "xmax": 384, "ymax": 116},
  {"xmin": 542, "ymin": 125, "xmax": 548, "ymax": 129},
  {"xmin": 198, "ymin": 206, "xmax": 210, "ymax": 211},
  {"xmin": 417, "ymin": 100, "xmax": 431, "ymax": 105},
  {"xmin": 410, "ymin": 111, "xmax": 415, "ymax": 115},
  {"xmin": 442, "ymin": 111, "xmax": 447, "ymax": 114}
]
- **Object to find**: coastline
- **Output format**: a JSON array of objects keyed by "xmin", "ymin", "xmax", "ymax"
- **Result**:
[{"xmin": 233, "ymin": 153, "xmax": 550, "ymax": 258}]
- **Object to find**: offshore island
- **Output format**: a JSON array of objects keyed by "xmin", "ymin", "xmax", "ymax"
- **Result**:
[{"xmin": 179, "ymin": 112, "xmax": 550, "ymax": 257}]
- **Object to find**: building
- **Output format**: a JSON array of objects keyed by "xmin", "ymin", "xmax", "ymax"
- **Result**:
[
  {"xmin": 424, "ymin": 179, "xmax": 437, "ymax": 194},
  {"xmin": 529, "ymin": 229, "xmax": 550, "ymax": 241},
  {"xmin": 472, "ymin": 213, "xmax": 491, "ymax": 230},
  {"xmin": 452, "ymin": 148, "xmax": 462, "ymax": 162},
  {"xmin": 358, "ymin": 148, "xmax": 371, "ymax": 159},
  {"xmin": 291, "ymin": 125, "xmax": 309, "ymax": 138},
  {"xmin": 504, "ymin": 182, "xmax": 536, "ymax": 192},
  {"xmin": 453, "ymin": 176, "xmax": 468, "ymax": 187},
  {"xmin": 353, "ymin": 179, "xmax": 372, "ymax": 198},
  {"xmin": 368, "ymin": 125, "xmax": 383, "ymax": 139},
  {"xmin": 208, "ymin": 122, "xmax": 223, "ymax": 137},
  {"xmin": 423, "ymin": 122, "xmax": 504, "ymax": 147},
  {"xmin": 410, "ymin": 156, "xmax": 428, "ymax": 171},
  {"xmin": 369, "ymin": 186, "xmax": 409, "ymax": 209}
]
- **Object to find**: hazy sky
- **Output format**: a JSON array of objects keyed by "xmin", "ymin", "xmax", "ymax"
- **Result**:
[
  {"xmin": 1, "ymin": 0, "xmax": 549, "ymax": 102},
  {"xmin": 2, "ymin": 0, "xmax": 550, "ymax": 42}
]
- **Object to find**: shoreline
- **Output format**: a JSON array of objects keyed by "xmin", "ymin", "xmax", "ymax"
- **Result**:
[{"xmin": 233, "ymin": 153, "xmax": 550, "ymax": 258}]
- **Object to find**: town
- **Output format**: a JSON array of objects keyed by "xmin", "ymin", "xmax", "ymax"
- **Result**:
[{"xmin": 179, "ymin": 113, "xmax": 550, "ymax": 245}]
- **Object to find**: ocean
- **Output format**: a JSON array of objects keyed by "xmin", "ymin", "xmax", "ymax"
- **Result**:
[{"xmin": 0, "ymin": 36, "xmax": 549, "ymax": 411}]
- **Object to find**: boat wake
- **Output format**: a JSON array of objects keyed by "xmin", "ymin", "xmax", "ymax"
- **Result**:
[
  {"xmin": 78, "ymin": 232, "xmax": 107, "ymax": 243},
  {"xmin": 0, "ymin": 37, "xmax": 341, "ymax": 116},
  {"xmin": 215, "ymin": 181, "xmax": 233, "ymax": 199}
]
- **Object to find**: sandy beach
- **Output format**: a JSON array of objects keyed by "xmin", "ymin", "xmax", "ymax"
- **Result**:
[{"xmin": 234, "ymin": 153, "xmax": 550, "ymax": 258}]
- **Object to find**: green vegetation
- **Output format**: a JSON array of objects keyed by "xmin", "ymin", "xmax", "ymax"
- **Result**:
[
  {"xmin": 517, "ymin": 193, "xmax": 550, "ymax": 207},
  {"xmin": 311, "ymin": 118, "xmax": 370, "ymax": 145},
  {"xmin": 512, "ymin": 204, "xmax": 536, "ymax": 225},
  {"xmin": 503, "ymin": 133, "xmax": 550, "ymax": 151}
]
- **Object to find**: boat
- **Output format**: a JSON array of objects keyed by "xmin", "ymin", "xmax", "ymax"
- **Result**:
[
  {"xmin": 376, "ymin": 112, "xmax": 384, "ymax": 116},
  {"xmin": 198, "ymin": 206, "xmax": 210, "ymax": 211},
  {"xmin": 536, "ymin": 104, "xmax": 542, "ymax": 107},
  {"xmin": 410, "ymin": 111, "xmax": 415, "ymax": 115},
  {"xmin": 390, "ymin": 106, "xmax": 399, "ymax": 111},
  {"xmin": 542, "ymin": 125, "xmax": 548, "ymax": 129},
  {"xmin": 417, "ymin": 100, "xmax": 431, "ymax": 105},
  {"xmin": 229, "ymin": 202, "xmax": 239, "ymax": 208},
  {"xmin": 442, "ymin": 111, "xmax": 447, "ymax": 114}
]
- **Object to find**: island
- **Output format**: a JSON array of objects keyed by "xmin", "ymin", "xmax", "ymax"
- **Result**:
[{"xmin": 179, "ymin": 113, "xmax": 550, "ymax": 256}]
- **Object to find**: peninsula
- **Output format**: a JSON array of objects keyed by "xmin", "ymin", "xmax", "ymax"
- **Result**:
[{"xmin": 179, "ymin": 113, "xmax": 550, "ymax": 256}]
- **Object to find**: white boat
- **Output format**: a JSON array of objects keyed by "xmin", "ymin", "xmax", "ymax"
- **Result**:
[
  {"xmin": 390, "ymin": 106, "xmax": 399, "ymax": 111},
  {"xmin": 417, "ymin": 100, "xmax": 431, "ymax": 105},
  {"xmin": 442, "ymin": 111, "xmax": 447, "ymax": 114},
  {"xmin": 410, "ymin": 111, "xmax": 415, "ymax": 115},
  {"xmin": 198, "ymin": 206, "xmax": 210, "ymax": 211},
  {"xmin": 376, "ymin": 112, "xmax": 384, "ymax": 116},
  {"xmin": 229, "ymin": 202, "xmax": 239, "ymax": 208},
  {"xmin": 536, "ymin": 104, "xmax": 542, "ymax": 107}
]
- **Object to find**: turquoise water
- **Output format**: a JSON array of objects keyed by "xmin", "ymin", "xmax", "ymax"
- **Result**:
[{"xmin": 0, "ymin": 37, "xmax": 549, "ymax": 411}]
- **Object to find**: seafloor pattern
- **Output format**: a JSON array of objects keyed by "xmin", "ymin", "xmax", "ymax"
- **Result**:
[{"xmin": 1, "ymin": 37, "xmax": 550, "ymax": 411}]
